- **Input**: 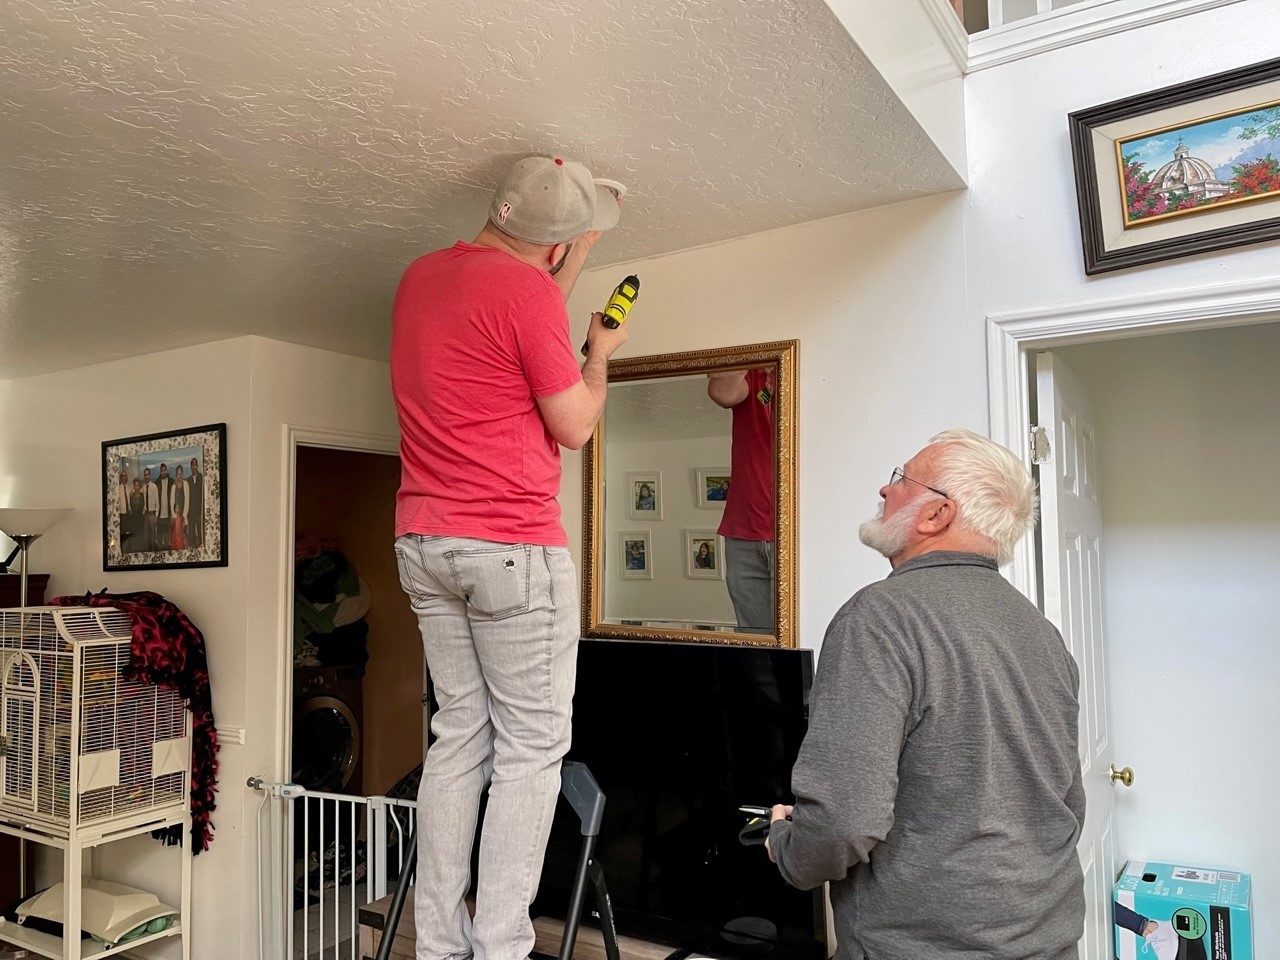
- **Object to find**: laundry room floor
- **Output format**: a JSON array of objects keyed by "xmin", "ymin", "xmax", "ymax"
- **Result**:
[{"xmin": 292, "ymin": 879, "xmax": 364, "ymax": 960}]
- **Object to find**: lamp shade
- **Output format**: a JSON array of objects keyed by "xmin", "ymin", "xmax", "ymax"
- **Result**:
[{"xmin": 0, "ymin": 507, "xmax": 72, "ymax": 538}]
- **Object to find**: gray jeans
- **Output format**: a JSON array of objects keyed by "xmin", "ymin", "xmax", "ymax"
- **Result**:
[
  {"xmin": 394, "ymin": 535, "xmax": 580, "ymax": 960},
  {"xmin": 724, "ymin": 537, "xmax": 775, "ymax": 635}
]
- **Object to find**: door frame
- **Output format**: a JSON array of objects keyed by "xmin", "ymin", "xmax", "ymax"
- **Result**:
[
  {"xmin": 986, "ymin": 275, "xmax": 1280, "ymax": 604},
  {"xmin": 275, "ymin": 425, "xmax": 400, "ymax": 784}
]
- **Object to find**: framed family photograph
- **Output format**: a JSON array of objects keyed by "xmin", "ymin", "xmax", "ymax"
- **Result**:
[
  {"xmin": 625, "ymin": 471, "xmax": 662, "ymax": 521},
  {"xmin": 618, "ymin": 530, "xmax": 653, "ymax": 580},
  {"xmin": 102, "ymin": 423, "xmax": 228, "ymax": 571},
  {"xmin": 695, "ymin": 467, "xmax": 731, "ymax": 509},
  {"xmin": 684, "ymin": 529, "xmax": 725, "ymax": 580},
  {"xmin": 1070, "ymin": 57, "xmax": 1280, "ymax": 274}
]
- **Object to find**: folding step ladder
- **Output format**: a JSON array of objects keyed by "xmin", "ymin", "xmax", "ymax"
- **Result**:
[{"xmin": 374, "ymin": 761, "xmax": 620, "ymax": 960}]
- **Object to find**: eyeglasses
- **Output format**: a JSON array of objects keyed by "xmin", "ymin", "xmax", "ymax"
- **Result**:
[{"xmin": 890, "ymin": 467, "xmax": 950, "ymax": 500}]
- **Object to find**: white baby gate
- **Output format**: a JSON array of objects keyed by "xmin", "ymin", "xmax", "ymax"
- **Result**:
[{"xmin": 251, "ymin": 779, "xmax": 417, "ymax": 960}]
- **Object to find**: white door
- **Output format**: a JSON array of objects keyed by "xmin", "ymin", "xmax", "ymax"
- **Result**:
[{"xmin": 1035, "ymin": 352, "xmax": 1120, "ymax": 960}]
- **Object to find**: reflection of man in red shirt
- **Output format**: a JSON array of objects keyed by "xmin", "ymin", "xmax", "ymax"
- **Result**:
[{"xmin": 708, "ymin": 367, "xmax": 776, "ymax": 634}]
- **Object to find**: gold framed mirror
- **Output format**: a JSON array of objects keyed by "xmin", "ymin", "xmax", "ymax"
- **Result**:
[{"xmin": 581, "ymin": 340, "xmax": 798, "ymax": 648}]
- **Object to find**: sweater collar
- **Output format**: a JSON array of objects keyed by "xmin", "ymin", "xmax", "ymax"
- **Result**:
[{"xmin": 888, "ymin": 550, "xmax": 999, "ymax": 578}]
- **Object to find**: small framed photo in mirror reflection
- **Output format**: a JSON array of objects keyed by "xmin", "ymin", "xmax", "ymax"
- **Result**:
[
  {"xmin": 695, "ymin": 467, "xmax": 731, "ymax": 509},
  {"xmin": 619, "ymin": 530, "xmax": 653, "ymax": 580},
  {"xmin": 625, "ymin": 471, "xmax": 662, "ymax": 521},
  {"xmin": 684, "ymin": 529, "xmax": 726, "ymax": 580}
]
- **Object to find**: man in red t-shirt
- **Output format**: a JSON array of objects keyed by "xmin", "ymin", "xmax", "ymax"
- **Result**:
[
  {"xmin": 708, "ymin": 367, "xmax": 776, "ymax": 634},
  {"xmin": 391, "ymin": 155, "xmax": 629, "ymax": 960}
]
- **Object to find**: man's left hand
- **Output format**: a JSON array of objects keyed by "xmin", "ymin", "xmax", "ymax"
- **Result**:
[
  {"xmin": 556, "ymin": 193, "xmax": 622, "ymax": 301},
  {"xmin": 764, "ymin": 804, "xmax": 793, "ymax": 863}
]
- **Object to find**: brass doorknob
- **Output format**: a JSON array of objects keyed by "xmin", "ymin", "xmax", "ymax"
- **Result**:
[{"xmin": 1110, "ymin": 764, "xmax": 1134, "ymax": 787}]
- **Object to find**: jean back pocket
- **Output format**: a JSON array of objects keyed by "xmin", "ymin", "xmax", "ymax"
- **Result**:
[{"xmin": 445, "ymin": 544, "xmax": 531, "ymax": 620}]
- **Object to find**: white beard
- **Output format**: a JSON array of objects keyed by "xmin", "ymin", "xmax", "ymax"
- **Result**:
[{"xmin": 858, "ymin": 499, "xmax": 925, "ymax": 559}]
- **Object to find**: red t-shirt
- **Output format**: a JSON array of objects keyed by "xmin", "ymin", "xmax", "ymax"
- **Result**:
[
  {"xmin": 718, "ymin": 367, "xmax": 776, "ymax": 542},
  {"xmin": 391, "ymin": 242, "xmax": 582, "ymax": 546}
]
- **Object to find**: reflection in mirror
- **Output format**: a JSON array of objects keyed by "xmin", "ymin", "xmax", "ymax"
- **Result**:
[
  {"xmin": 583, "ymin": 340, "xmax": 797, "ymax": 648},
  {"xmin": 602, "ymin": 370, "xmax": 776, "ymax": 637},
  {"xmin": 707, "ymin": 366, "xmax": 776, "ymax": 634}
]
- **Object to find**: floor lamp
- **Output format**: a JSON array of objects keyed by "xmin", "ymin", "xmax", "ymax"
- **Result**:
[
  {"xmin": 0, "ymin": 508, "xmax": 69, "ymax": 918},
  {"xmin": 0, "ymin": 507, "xmax": 71, "ymax": 608}
]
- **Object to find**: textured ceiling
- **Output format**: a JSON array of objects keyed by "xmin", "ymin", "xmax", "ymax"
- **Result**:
[{"xmin": 0, "ymin": 0, "xmax": 962, "ymax": 378}]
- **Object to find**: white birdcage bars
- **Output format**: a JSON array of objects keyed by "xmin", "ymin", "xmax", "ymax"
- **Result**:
[
  {"xmin": 0, "ymin": 606, "xmax": 191, "ymax": 837},
  {"xmin": 0, "ymin": 606, "xmax": 194, "ymax": 960}
]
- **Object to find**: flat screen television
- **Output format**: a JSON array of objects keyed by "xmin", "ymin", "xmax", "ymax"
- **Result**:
[{"xmin": 532, "ymin": 638, "xmax": 824, "ymax": 959}]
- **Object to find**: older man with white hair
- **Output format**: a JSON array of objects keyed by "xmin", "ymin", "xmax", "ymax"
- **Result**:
[{"xmin": 766, "ymin": 429, "xmax": 1085, "ymax": 960}]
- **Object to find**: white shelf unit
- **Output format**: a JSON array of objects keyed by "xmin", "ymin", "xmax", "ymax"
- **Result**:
[
  {"xmin": 0, "ymin": 920, "xmax": 181, "ymax": 960},
  {"xmin": 0, "ymin": 607, "xmax": 193, "ymax": 960},
  {"xmin": 0, "ymin": 807, "xmax": 192, "ymax": 960}
]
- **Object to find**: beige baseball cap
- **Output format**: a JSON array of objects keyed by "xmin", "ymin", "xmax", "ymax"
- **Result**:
[{"xmin": 489, "ymin": 155, "xmax": 624, "ymax": 245}]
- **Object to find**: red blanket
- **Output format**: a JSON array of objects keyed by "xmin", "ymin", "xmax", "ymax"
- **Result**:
[{"xmin": 53, "ymin": 590, "xmax": 219, "ymax": 853}]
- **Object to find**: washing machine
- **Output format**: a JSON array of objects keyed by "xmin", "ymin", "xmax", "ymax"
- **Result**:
[{"xmin": 292, "ymin": 664, "xmax": 364, "ymax": 794}]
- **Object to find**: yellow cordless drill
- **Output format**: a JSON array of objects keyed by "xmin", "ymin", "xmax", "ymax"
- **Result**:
[{"xmin": 581, "ymin": 275, "xmax": 640, "ymax": 355}]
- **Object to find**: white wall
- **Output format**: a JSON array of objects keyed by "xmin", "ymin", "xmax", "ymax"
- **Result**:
[
  {"xmin": 0, "ymin": 336, "xmax": 399, "ymax": 960},
  {"xmin": 1059, "ymin": 323, "xmax": 1280, "ymax": 955},
  {"xmin": 604, "ymin": 434, "xmax": 736, "ymax": 625},
  {"xmin": 965, "ymin": 13, "xmax": 1280, "ymax": 944},
  {"xmin": 240, "ymin": 337, "xmax": 399, "ymax": 960},
  {"xmin": 0, "ymin": 338, "xmax": 255, "ymax": 957},
  {"xmin": 565, "ymin": 191, "xmax": 979, "ymax": 650},
  {"xmin": 964, "ymin": 0, "xmax": 1280, "ymax": 321}
]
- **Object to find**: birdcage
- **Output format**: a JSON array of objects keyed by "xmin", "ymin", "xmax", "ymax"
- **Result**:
[{"xmin": 0, "ymin": 607, "xmax": 191, "ymax": 837}]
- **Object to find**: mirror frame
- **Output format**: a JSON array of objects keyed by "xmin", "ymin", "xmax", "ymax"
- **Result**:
[{"xmin": 581, "ymin": 339, "xmax": 799, "ymax": 648}]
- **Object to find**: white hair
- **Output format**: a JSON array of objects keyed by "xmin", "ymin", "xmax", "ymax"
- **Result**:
[{"xmin": 927, "ymin": 428, "xmax": 1038, "ymax": 565}]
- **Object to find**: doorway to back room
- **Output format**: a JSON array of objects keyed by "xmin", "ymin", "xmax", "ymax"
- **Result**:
[
  {"xmin": 1031, "ymin": 320, "xmax": 1280, "ymax": 958},
  {"xmin": 289, "ymin": 444, "xmax": 424, "ymax": 959}
]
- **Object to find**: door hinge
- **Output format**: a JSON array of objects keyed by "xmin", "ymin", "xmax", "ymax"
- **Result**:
[{"xmin": 1029, "ymin": 425, "xmax": 1052, "ymax": 464}]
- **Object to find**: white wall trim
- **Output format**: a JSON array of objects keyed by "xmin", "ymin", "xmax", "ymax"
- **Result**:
[
  {"xmin": 968, "ymin": 0, "xmax": 1244, "ymax": 71},
  {"xmin": 272, "ymin": 425, "xmax": 399, "ymax": 781},
  {"xmin": 990, "ymin": 274, "xmax": 1280, "ymax": 340},
  {"xmin": 986, "ymin": 274, "xmax": 1280, "ymax": 600},
  {"xmin": 918, "ymin": 0, "xmax": 971, "ymax": 72},
  {"xmin": 283, "ymin": 426, "xmax": 400, "ymax": 457}
]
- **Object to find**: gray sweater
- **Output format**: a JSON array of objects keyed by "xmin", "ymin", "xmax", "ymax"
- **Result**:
[{"xmin": 769, "ymin": 551, "xmax": 1084, "ymax": 960}]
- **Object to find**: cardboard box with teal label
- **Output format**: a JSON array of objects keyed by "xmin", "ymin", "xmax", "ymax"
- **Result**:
[{"xmin": 1112, "ymin": 860, "xmax": 1252, "ymax": 960}]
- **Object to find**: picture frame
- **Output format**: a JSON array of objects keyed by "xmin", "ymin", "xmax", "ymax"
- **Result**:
[
  {"xmin": 625, "ymin": 471, "xmax": 663, "ymax": 521},
  {"xmin": 683, "ymin": 529, "xmax": 725, "ymax": 580},
  {"xmin": 695, "ymin": 467, "xmax": 731, "ymax": 509},
  {"xmin": 102, "ymin": 423, "xmax": 228, "ymax": 571},
  {"xmin": 618, "ymin": 530, "xmax": 653, "ymax": 580},
  {"xmin": 1070, "ymin": 57, "xmax": 1280, "ymax": 274}
]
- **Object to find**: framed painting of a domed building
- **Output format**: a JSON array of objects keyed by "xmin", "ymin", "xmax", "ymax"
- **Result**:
[{"xmin": 1070, "ymin": 57, "xmax": 1280, "ymax": 274}]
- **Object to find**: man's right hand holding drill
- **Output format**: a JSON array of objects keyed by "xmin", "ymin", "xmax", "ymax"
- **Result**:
[{"xmin": 536, "ymin": 309, "xmax": 629, "ymax": 450}]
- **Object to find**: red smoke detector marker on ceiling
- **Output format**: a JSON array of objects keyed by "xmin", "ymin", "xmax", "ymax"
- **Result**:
[{"xmin": 554, "ymin": 157, "xmax": 564, "ymax": 165}]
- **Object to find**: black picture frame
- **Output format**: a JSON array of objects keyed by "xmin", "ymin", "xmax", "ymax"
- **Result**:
[
  {"xmin": 1070, "ymin": 56, "xmax": 1280, "ymax": 274},
  {"xmin": 102, "ymin": 423, "xmax": 228, "ymax": 571}
]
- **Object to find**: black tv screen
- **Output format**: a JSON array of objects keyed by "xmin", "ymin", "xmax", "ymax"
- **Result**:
[{"xmin": 533, "ymin": 638, "xmax": 824, "ymax": 959}]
